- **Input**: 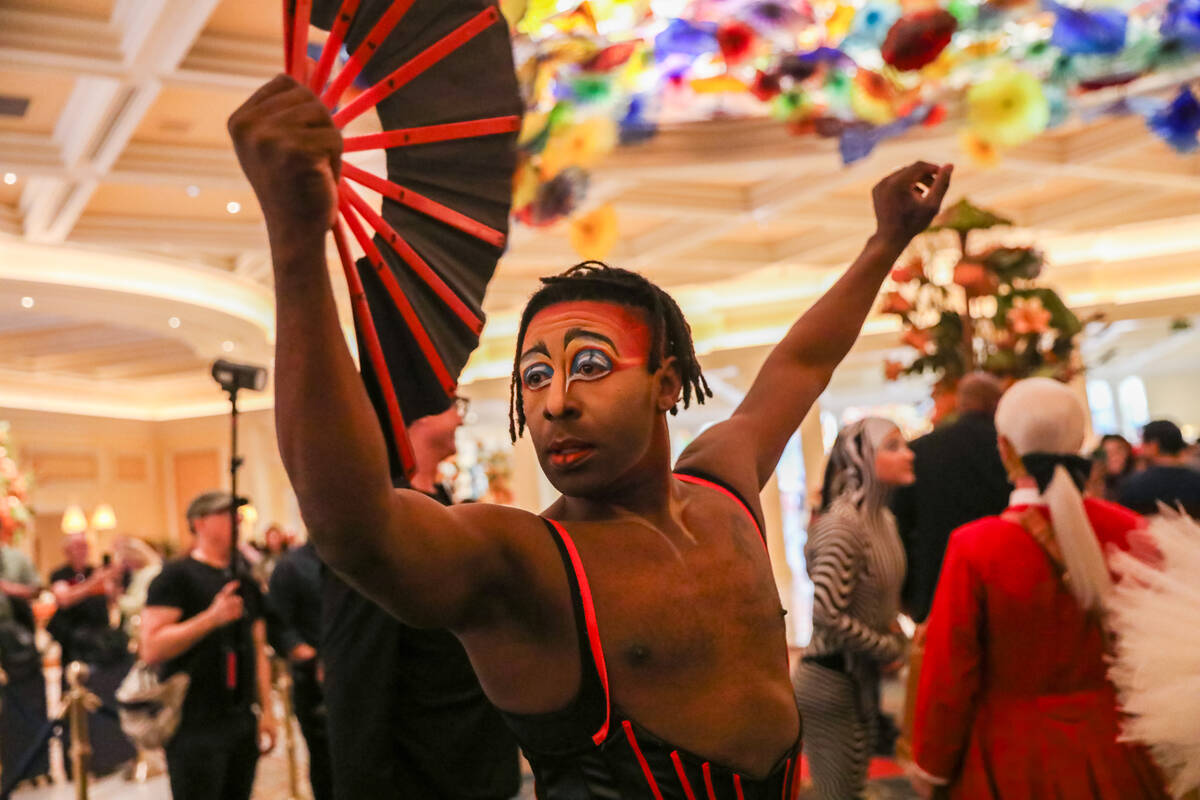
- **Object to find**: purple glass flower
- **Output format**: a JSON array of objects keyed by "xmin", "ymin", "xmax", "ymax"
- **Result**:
[{"xmin": 740, "ymin": 0, "xmax": 815, "ymax": 32}]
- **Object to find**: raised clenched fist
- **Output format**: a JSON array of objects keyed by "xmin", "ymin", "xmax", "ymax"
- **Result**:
[
  {"xmin": 871, "ymin": 161, "xmax": 953, "ymax": 246},
  {"xmin": 228, "ymin": 74, "xmax": 342, "ymax": 244}
]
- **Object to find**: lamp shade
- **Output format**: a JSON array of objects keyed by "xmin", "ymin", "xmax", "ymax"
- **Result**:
[
  {"xmin": 90, "ymin": 503, "xmax": 117, "ymax": 531},
  {"xmin": 61, "ymin": 504, "xmax": 88, "ymax": 535}
]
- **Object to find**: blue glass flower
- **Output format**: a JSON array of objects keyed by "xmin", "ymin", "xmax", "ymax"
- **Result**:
[
  {"xmin": 1046, "ymin": 1, "xmax": 1127, "ymax": 56},
  {"xmin": 1162, "ymin": 0, "xmax": 1200, "ymax": 49},
  {"xmin": 619, "ymin": 96, "xmax": 659, "ymax": 145},
  {"xmin": 843, "ymin": 1, "xmax": 901, "ymax": 48},
  {"xmin": 839, "ymin": 105, "xmax": 927, "ymax": 164},
  {"xmin": 1147, "ymin": 86, "xmax": 1200, "ymax": 152},
  {"xmin": 654, "ymin": 18, "xmax": 720, "ymax": 61}
]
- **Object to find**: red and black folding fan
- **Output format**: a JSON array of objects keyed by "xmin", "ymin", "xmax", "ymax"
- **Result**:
[{"xmin": 283, "ymin": 0, "xmax": 522, "ymax": 482}]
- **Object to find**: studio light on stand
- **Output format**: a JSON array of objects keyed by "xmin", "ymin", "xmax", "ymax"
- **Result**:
[{"xmin": 211, "ymin": 359, "xmax": 268, "ymax": 579}]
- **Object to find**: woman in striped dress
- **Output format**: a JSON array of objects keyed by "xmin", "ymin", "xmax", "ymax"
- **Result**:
[{"xmin": 795, "ymin": 417, "xmax": 913, "ymax": 798}]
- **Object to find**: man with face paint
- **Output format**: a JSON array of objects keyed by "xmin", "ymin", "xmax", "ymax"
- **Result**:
[{"xmin": 229, "ymin": 73, "xmax": 952, "ymax": 799}]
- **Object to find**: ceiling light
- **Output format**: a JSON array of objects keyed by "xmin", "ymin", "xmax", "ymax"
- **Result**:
[
  {"xmin": 222, "ymin": 340, "xmax": 235, "ymax": 352},
  {"xmin": 168, "ymin": 316, "xmax": 181, "ymax": 329},
  {"xmin": 186, "ymin": 185, "xmax": 200, "ymax": 197},
  {"xmin": 226, "ymin": 201, "xmax": 241, "ymax": 214},
  {"xmin": 2, "ymin": 173, "xmax": 15, "ymax": 185},
  {"xmin": 20, "ymin": 296, "xmax": 33, "ymax": 309}
]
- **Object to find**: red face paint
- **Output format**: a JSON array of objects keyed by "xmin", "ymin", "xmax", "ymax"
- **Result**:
[
  {"xmin": 519, "ymin": 301, "xmax": 652, "ymax": 393},
  {"xmin": 519, "ymin": 301, "xmax": 658, "ymax": 474}
]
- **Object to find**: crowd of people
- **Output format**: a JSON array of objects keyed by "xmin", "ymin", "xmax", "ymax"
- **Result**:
[{"xmin": 0, "ymin": 66, "xmax": 1197, "ymax": 800}]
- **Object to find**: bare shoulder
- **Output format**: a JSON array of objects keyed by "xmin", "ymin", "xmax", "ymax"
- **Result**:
[{"xmin": 674, "ymin": 416, "xmax": 762, "ymax": 515}]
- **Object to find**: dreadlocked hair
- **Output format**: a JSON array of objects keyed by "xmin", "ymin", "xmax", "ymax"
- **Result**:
[{"xmin": 508, "ymin": 261, "xmax": 711, "ymax": 442}]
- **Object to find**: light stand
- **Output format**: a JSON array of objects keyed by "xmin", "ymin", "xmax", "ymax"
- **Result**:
[{"xmin": 210, "ymin": 359, "xmax": 268, "ymax": 580}]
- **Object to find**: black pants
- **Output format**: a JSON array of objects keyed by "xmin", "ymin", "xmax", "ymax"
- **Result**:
[
  {"xmin": 292, "ymin": 660, "xmax": 333, "ymax": 800},
  {"xmin": 165, "ymin": 712, "xmax": 258, "ymax": 800}
]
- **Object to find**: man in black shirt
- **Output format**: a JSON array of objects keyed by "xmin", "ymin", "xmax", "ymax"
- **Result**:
[
  {"xmin": 49, "ymin": 533, "xmax": 136, "ymax": 776},
  {"xmin": 142, "ymin": 491, "xmax": 277, "ymax": 800},
  {"xmin": 321, "ymin": 399, "xmax": 521, "ymax": 800},
  {"xmin": 1119, "ymin": 420, "xmax": 1200, "ymax": 517},
  {"xmin": 269, "ymin": 540, "xmax": 332, "ymax": 800},
  {"xmin": 891, "ymin": 373, "xmax": 1012, "ymax": 623},
  {"xmin": 49, "ymin": 533, "xmax": 123, "ymax": 666}
]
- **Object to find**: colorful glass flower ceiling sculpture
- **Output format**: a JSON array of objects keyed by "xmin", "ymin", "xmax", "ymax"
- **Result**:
[{"xmin": 501, "ymin": 0, "xmax": 1200, "ymax": 231}]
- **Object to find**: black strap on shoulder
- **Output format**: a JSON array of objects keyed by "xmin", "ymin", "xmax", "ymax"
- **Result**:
[{"xmin": 673, "ymin": 468, "xmax": 766, "ymax": 543}]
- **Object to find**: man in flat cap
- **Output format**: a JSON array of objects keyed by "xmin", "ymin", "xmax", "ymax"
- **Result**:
[{"xmin": 141, "ymin": 490, "xmax": 277, "ymax": 800}]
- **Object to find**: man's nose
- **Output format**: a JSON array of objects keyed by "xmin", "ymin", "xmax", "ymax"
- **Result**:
[{"xmin": 542, "ymin": 372, "xmax": 579, "ymax": 420}]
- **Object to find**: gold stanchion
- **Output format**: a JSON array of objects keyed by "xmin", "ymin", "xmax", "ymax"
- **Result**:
[
  {"xmin": 274, "ymin": 658, "xmax": 302, "ymax": 800},
  {"xmin": 64, "ymin": 661, "xmax": 100, "ymax": 800}
]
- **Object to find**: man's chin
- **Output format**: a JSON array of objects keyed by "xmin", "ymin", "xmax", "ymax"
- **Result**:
[{"xmin": 541, "ymin": 457, "xmax": 612, "ymax": 498}]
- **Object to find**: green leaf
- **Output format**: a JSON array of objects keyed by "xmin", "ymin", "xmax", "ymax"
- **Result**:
[{"xmin": 928, "ymin": 198, "xmax": 1013, "ymax": 234}]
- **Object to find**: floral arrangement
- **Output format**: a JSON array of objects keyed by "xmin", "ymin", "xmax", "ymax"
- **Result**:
[
  {"xmin": 500, "ymin": 0, "xmax": 1200, "ymax": 242},
  {"xmin": 881, "ymin": 199, "xmax": 1083, "ymax": 419},
  {"xmin": 0, "ymin": 423, "xmax": 34, "ymax": 543}
]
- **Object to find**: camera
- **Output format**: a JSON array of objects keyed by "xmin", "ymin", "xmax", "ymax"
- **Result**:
[{"xmin": 211, "ymin": 359, "xmax": 268, "ymax": 393}]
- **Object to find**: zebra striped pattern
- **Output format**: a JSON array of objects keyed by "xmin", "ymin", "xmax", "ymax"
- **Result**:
[
  {"xmin": 794, "ymin": 661, "xmax": 875, "ymax": 799},
  {"xmin": 795, "ymin": 500, "xmax": 907, "ymax": 799}
]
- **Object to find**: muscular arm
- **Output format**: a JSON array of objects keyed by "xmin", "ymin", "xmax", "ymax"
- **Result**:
[
  {"xmin": 139, "ymin": 605, "xmax": 223, "ymax": 666},
  {"xmin": 230, "ymin": 76, "xmax": 517, "ymax": 631},
  {"xmin": 679, "ymin": 163, "xmax": 951, "ymax": 492}
]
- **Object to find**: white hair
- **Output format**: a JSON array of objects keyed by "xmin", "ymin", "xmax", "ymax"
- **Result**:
[
  {"xmin": 994, "ymin": 377, "xmax": 1086, "ymax": 456},
  {"xmin": 997, "ymin": 377, "xmax": 1111, "ymax": 611}
]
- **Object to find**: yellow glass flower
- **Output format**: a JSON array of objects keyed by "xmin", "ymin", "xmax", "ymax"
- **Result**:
[
  {"xmin": 539, "ymin": 116, "xmax": 619, "ymax": 178},
  {"xmin": 850, "ymin": 69, "xmax": 898, "ymax": 125},
  {"xmin": 569, "ymin": 204, "xmax": 620, "ymax": 261},
  {"xmin": 967, "ymin": 66, "xmax": 1050, "ymax": 147},
  {"xmin": 512, "ymin": 161, "xmax": 542, "ymax": 210},
  {"xmin": 690, "ymin": 75, "xmax": 749, "ymax": 94},
  {"xmin": 826, "ymin": 5, "xmax": 856, "ymax": 40}
]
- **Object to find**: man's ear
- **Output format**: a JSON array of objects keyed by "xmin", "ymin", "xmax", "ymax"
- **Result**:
[
  {"xmin": 997, "ymin": 434, "xmax": 1024, "ymax": 480},
  {"xmin": 654, "ymin": 356, "xmax": 683, "ymax": 413}
]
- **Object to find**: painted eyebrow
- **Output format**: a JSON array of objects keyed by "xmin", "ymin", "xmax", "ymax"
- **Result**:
[
  {"xmin": 519, "ymin": 341, "xmax": 551, "ymax": 363},
  {"xmin": 564, "ymin": 328, "xmax": 618, "ymax": 352}
]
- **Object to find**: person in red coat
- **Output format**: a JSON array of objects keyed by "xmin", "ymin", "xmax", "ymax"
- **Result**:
[{"xmin": 909, "ymin": 378, "xmax": 1169, "ymax": 800}]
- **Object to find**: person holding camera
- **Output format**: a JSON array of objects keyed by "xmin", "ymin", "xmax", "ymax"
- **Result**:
[{"xmin": 141, "ymin": 491, "xmax": 277, "ymax": 800}]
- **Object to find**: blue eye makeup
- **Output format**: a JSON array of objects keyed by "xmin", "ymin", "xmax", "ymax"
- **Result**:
[
  {"xmin": 569, "ymin": 348, "xmax": 613, "ymax": 381},
  {"xmin": 521, "ymin": 362, "xmax": 553, "ymax": 390}
]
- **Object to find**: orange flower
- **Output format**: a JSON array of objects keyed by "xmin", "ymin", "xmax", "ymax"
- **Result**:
[
  {"xmin": 953, "ymin": 260, "xmax": 999, "ymax": 297},
  {"xmin": 960, "ymin": 131, "xmax": 1000, "ymax": 168},
  {"xmin": 891, "ymin": 258, "xmax": 925, "ymax": 283},
  {"xmin": 931, "ymin": 385, "xmax": 958, "ymax": 424},
  {"xmin": 901, "ymin": 328, "xmax": 932, "ymax": 352},
  {"xmin": 1007, "ymin": 296, "xmax": 1052, "ymax": 335},
  {"xmin": 994, "ymin": 328, "xmax": 1017, "ymax": 349},
  {"xmin": 884, "ymin": 359, "xmax": 906, "ymax": 381},
  {"xmin": 881, "ymin": 291, "xmax": 913, "ymax": 314}
]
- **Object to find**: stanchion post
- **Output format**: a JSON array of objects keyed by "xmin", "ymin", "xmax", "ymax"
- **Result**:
[{"xmin": 65, "ymin": 661, "xmax": 99, "ymax": 800}]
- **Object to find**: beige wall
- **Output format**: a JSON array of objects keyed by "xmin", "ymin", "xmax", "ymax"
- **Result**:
[
  {"xmin": 3, "ymin": 406, "xmax": 297, "ymax": 575},
  {"xmin": 1143, "ymin": 370, "xmax": 1200, "ymax": 432}
]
